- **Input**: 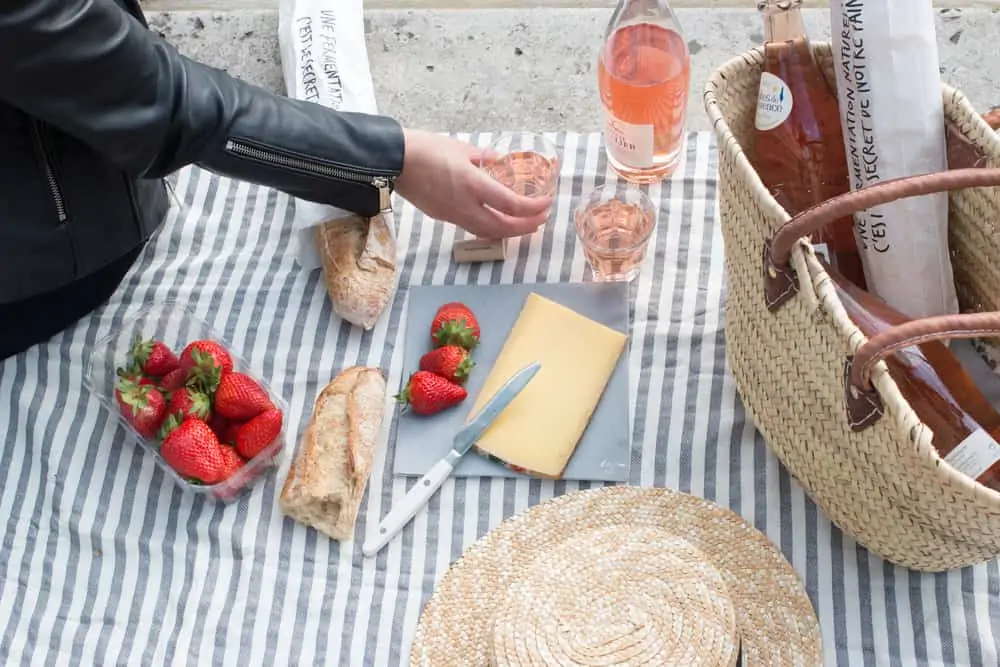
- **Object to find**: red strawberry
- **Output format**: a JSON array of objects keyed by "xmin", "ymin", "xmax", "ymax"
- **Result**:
[
  {"xmin": 218, "ymin": 445, "xmax": 246, "ymax": 480},
  {"xmin": 234, "ymin": 408, "xmax": 283, "ymax": 460},
  {"xmin": 214, "ymin": 372, "xmax": 274, "ymax": 421},
  {"xmin": 160, "ymin": 367, "xmax": 189, "ymax": 393},
  {"xmin": 114, "ymin": 376, "xmax": 167, "ymax": 439},
  {"xmin": 129, "ymin": 335, "xmax": 179, "ymax": 377},
  {"xmin": 430, "ymin": 302, "xmax": 480, "ymax": 350},
  {"xmin": 179, "ymin": 340, "xmax": 234, "ymax": 394},
  {"xmin": 166, "ymin": 387, "xmax": 212, "ymax": 422},
  {"xmin": 159, "ymin": 416, "xmax": 227, "ymax": 484},
  {"xmin": 395, "ymin": 370, "xmax": 468, "ymax": 416},
  {"xmin": 419, "ymin": 345, "xmax": 474, "ymax": 385}
]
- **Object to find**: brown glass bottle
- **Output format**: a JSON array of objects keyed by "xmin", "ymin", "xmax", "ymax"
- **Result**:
[
  {"xmin": 828, "ymin": 260, "xmax": 1000, "ymax": 491},
  {"xmin": 751, "ymin": 0, "xmax": 867, "ymax": 289}
]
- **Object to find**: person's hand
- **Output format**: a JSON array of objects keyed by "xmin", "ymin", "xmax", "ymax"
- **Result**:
[{"xmin": 394, "ymin": 128, "xmax": 554, "ymax": 238}]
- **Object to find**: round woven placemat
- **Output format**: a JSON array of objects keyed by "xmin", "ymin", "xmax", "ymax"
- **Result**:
[
  {"xmin": 491, "ymin": 526, "xmax": 739, "ymax": 666},
  {"xmin": 410, "ymin": 486, "xmax": 822, "ymax": 667}
]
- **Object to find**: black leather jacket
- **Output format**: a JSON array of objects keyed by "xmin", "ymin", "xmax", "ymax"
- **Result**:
[{"xmin": 0, "ymin": 0, "xmax": 405, "ymax": 304}]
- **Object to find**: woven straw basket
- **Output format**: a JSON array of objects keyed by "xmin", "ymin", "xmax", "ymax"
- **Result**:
[{"xmin": 703, "ymin": 43, "xmax": 1000, "ymax": 572}]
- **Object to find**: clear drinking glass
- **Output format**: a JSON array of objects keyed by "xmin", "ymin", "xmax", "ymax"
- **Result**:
[
  {"xmin": 480, "ymin": 132, "xmax": 560, "ymax": 199},
  {"xmin": 574, "ymin": 184, "xmax": 656, "ymax": 282}
]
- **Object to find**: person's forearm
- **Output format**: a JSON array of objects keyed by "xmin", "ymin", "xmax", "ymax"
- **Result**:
[{"xmin": 0, "ymin": 0, "xmax": 404, "ymax": 216}]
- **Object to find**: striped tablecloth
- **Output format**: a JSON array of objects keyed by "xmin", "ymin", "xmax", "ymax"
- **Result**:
[{"xmin": 1, "ymin": 131, "xmax": 998, "ymax": 667}]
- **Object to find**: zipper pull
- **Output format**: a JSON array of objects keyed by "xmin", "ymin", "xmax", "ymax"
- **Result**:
[{"xmin": 373, "ymin": 176, "xmax": 394, "ymax": 214}]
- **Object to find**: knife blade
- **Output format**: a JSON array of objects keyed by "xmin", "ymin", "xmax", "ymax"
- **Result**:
[{"xmin": 362, "ymin": 360, "xmax": 541, "ymax": 558}]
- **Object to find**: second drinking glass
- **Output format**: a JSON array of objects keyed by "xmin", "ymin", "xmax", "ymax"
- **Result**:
[{"xmin": 575, "ymin": 184, "xmax": 656, "ymax": 282}]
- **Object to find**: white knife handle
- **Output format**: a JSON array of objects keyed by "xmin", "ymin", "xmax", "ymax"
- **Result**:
[{"xmin": 362, "ymin": 458, "xmax": 454, "ymax": 558}]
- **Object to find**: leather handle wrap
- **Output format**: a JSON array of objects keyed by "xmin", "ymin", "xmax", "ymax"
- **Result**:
[
  {"xmin": 768, "ymin": 168, "xmax": 1000, "ymax": 271},
  {"xmin": 985, "ymin": 107, "xmax": 1000, "ymax": 130},
  {"xmin": 849, "ymin": 311, "xmax": 1000, "ymax": 392},
  {"xmin": 842, "ymin": 312, "xmax": 1000, "ymax": 432}
]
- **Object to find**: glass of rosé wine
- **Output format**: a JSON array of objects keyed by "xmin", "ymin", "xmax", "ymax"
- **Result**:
[
  {"xmin": 479, "ymin": 132, "xmax": 560, "ymax": 199},
  {"xmin": 574, "ymin": 184, "xmax": 656, "ymax": 282}
]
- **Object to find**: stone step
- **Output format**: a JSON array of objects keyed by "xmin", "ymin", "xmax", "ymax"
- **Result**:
[{"xmin": 148, "ymin": 7, "xmax": 999, "ymax": 132}]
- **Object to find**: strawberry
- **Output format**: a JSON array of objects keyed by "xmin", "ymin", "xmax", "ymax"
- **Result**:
[
  {"xmin": 430, "ymin": 302, "xmax": 480, "ymax": 350},
  {"xmin": 419, "ymin": 345, "xmax": 474, "ymax": 385},
  {"xmin": 165, "ymin": 387, "xmax": 212, "ymax": 422},
  {"xmin": 179, "ymin": 340, "xmax": 234, "ymax": 394},
  {"xmin": 114, "ymin": 376, "xmax": 167, "ymax": 439},
  {"xmin": 214, "ymin": 372, "xmax": 274, "ymax": 420},
  {"xmin": 395, "ymin": 370, "xmax": 468, "ymax": 416},
  {"xmin": 160, "ymin": 367, "xmax": 189, "ymax": 393},
  {"xmin": 159, "ymin": 416, "xmax": 227, "ymax": 484},
  {"xmin": 234, "ymin": 408, "xmax": 283, "ymax": 460},
  {"xmin": 218, "ymin": 445, "xmax": 246, "ymax": 480},
  {"xmin": 128, "ymin": 335, "xmax": 180, "ymax": 377}
]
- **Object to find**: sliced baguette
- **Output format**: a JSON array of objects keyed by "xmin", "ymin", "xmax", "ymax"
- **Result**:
[{"xmin": 279, "ymin": 366, "xmax": 386, "ymax": 541}]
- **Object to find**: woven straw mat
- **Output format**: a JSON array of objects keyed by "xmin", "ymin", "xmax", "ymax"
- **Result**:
[
  {"xmin": 702, "ymin": 42, "xmax": 1000, "ymax": 572},
  {"xmin": 410, "ymin": 486, "xmax": 822, "ymax": 667}
]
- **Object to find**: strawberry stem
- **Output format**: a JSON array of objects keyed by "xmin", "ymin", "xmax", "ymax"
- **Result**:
[
  {"xmin": 393, "ymin": 379, "xmax": 412, "ymax": 414},
  {"xmin": 156, "ymin": 412, "xmax": 183, "ymax": 448},
  {"xmin": 454, "ymin": 357, "xmax": 474, "ymax": 382},
  {"xmin": 433, "ymin": 319, "xmax": 479, "ymax": 350}
]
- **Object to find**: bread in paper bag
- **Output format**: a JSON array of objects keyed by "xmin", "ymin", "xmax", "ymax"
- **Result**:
[{"xmin": 315, "ymin": 212, "xmax": 397, "ymax": 330}]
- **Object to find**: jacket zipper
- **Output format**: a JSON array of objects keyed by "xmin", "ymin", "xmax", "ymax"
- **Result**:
[
  {"xmin": 224, "ymin": 138, "xmax": 394, "ymax": 213},
  {"xmin": 31, "ymin": 122, "xmax": 68, "ymax": 223}
]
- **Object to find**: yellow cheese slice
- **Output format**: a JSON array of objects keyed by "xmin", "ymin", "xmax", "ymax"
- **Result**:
[{"xmin": 468, "ymin": 292, "xmax": 627, "ymax": 478}]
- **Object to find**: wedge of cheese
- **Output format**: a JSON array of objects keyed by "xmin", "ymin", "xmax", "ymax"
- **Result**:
[{"xmin": 468, "ymin": 292, "xmax": 627, "ymax": 478}]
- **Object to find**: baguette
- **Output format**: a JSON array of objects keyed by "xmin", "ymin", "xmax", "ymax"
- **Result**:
[
  {"xmin": 279, "ymin": 366, "xmax": 386, "ymax": 541},
  {"xmin": 315, "ymin": 212, "xmax": 397, "ymax": 330}
]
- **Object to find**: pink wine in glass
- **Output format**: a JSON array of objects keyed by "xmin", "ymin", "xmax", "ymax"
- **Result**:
[
  {"xmin": 598, "ymin": 0, "xmax": 691, "ymax": 183},
  {"xmin": 484, "ymin": 151, "xmax": 559, "ymax": 198},
  {"xmin": 575, "ymin": 185, "xmax": 656, "ymax": 282}
]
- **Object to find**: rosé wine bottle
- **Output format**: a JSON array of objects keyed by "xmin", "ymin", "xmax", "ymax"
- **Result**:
[
  {"xmin": 598, "ymin": 0, "xmax": 691, "ymax": 183},
  {"xmin": 751, "ymin": 0, "xmax": 865, "ymax": 288}
]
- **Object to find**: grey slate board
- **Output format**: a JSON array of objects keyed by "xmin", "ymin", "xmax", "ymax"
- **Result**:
[{"xmin": 390, "ymin": 281, "xmax": 632, "ymax": 481}]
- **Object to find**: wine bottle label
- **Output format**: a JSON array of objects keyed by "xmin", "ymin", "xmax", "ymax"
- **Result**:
[
  {"xmin": 943, "ymin": 428, "xmax": 1000, "ymax": 481},
  {"xmin": 755, "ymin": 72, "xmax": 794, "ymax": 131},
  {"xmin": 602, "ymin": 111, "xmax": 655, "ymax": 168}
]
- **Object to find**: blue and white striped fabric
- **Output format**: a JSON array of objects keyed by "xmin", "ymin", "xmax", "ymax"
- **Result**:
[{"xmin": 1, "ymin": 132, "xmax": 997, "ymax": 667}]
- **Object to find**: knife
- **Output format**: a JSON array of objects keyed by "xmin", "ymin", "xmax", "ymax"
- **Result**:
[{"xmin": 362, "ymin": 360, "xmax": 541, "ymax": 558}]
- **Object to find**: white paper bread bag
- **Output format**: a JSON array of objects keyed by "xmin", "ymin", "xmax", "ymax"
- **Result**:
[
  {"xmin": 278, "ymin": 0, "xmax": 398, "ymax": 329},
  {"xmin": 279, "ymin": 0, "xmax": 378, "ymax": 270},
  {"xmin": 829, "ymin": 0, "xmax": 959, "ymax": 320}
]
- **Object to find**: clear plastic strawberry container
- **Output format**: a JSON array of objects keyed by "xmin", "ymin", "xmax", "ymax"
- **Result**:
[{"xmin": 84, "ymin": 302, "xmax": 290, "ymax": 502}]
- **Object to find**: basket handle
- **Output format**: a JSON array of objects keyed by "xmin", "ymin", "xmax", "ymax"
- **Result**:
[
  {"xmin": 843, "ymin": 312, "xmax": 1000, "ymax": 431},
  {"xmin": 762, "ymin": 167, "xmax": 1000, "ymax": 312}
]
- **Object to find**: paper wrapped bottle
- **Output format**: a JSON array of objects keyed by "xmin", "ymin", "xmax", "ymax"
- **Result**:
[{"xmin": 829, "ymin": 0, "xmax": 959, "ymax": 320}]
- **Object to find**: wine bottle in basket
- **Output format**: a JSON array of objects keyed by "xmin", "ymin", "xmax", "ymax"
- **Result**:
[
  {"xmin": 751, "ymin": 0, "xmax": 867, "ymax": 290},
  {"xmin": 827, "ymin": 260, "xmax": 1000, "ymax": 491},
  {"xmin": 597, "ymin": 0, "xmax": 691, "ymax": 184}
]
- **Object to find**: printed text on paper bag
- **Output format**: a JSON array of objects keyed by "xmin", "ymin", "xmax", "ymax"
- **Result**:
[
  {"xmin": 837, "ymin": 1, "xmax": 887, "ymax": 254},
  {"xmin": 296, "ymin": 12, "xmax": 344, "ymax": 106}
]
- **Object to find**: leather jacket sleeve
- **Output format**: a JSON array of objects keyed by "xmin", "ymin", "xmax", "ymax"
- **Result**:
[{"xmin": 0, "ymin": 0, "xmax": 405, "ymax": 217}]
